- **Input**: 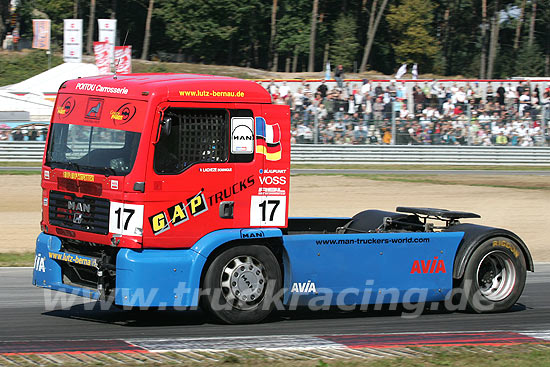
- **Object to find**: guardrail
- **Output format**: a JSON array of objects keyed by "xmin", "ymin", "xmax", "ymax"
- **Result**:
[
  {"xmin": 290, "ymin": 145, "xmax": 550, "ymax": 166},
  {"xmin": 0, "ymin": 141, "xmax": 45, "ymax": 162},
  {"xmin": 1, "ymin": 141, "xmax": 550, "ymax": 166}
]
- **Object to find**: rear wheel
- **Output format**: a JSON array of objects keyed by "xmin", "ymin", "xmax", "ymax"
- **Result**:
[
  {"xmin": 201, "ymin": 245, "xmax": 282, "ymax": 324},
  {"xmin": 461, "ymin": 237, "xmax": 526, "ymax": 313}
]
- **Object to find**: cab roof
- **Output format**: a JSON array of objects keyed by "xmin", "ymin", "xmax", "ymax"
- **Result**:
[{"xmin": 60, "ymin": 73, "xmax": 272, "ymax": 104}]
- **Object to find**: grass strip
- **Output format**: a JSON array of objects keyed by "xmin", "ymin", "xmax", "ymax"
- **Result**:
[
  {"xmin": 342, "ymin": 173, "xmax": 550, "ymax": 190},
  {"xmin": 4, "ymin": 344, "xmax": 549, "ymax": 366},
  {"xmin": 0, "ymin": 162, "xmax": 42, "ymax": 167},
  {"xmin": 0, "ymin": 252, "xmax": 35, "ymax": 267},
  {"xmin": 0, "ymin": 170, "xmax": 41, "ymax": 175}
]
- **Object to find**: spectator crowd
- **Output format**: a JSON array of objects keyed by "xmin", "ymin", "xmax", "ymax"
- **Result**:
[
  {"xmin": 0, "ymin": 125, "xmax": 47, "ymax": 141},
  {"xmin": 263, "ymin": 78, "xmax": 550, "ymax": 147}
]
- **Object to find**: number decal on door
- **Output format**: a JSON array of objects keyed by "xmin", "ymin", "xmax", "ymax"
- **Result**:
[{"xmin": 250, "ymin": 196, "xmax": 286, "ymax": 226}]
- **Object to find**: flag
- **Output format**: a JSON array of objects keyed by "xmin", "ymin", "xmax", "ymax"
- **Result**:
[
  {"xmin": 255, "ymin": 117, "xmax": 282, "ymax": 161},
  {"xmin": 94, "ymin": 41, "xmax": 110, "ymax": 75},
  {"xmin": 63, "ymin": 19, "xmax": 83, "ymax": 63},
  {"xmin": 115, "ymin": 46, "xmax": 132, "ymax": 74},
  {"xmin": 32, "ymin": 19, "xmax": 50, "ymax": 50},
  {"xmin": 395, "ymin": 64, "xmax": 407, "ymax": 79},
  {"xmin": 412, "ymin": 64, "xmax": 418, "ymax": 80},
  {"xmin": 98, "ymin": 19, "xmax": 117, "ymax": 62}
]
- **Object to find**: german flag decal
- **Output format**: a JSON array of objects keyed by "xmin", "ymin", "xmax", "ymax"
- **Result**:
[{"xmin": 255, "ymin": 117, "xmax": 282, "ymax": 161}]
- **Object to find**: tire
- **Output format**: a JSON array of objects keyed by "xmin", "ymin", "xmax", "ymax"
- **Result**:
[
  {"xmin": 201, "ymin": 245, "xmax": 282, "ymax": 324},
  {"xmin": 460, "ymin": 236, "xmax": 527, "ymax": 313}
]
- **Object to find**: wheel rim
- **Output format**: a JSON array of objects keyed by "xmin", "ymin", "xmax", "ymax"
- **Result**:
[
  {"xmin": 476, "ymin": 250, "xmax": 516, "ymax": 302},
  {"xmin": 220, "ymin": 255, "xmax": 267, "ymax": 310}
]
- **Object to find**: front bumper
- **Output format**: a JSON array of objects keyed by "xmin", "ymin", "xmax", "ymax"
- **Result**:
[{"xmin": 33, "ymin": 232, "xmax": 206, "ymax": 307}]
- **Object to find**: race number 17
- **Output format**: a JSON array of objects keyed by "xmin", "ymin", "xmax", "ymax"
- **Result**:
[
  {"xmin": 109, "ymin": 202, "xmax": 144, "ymax": 236},
  {"xmin": 250, "ymin": 196, "xmax": 286, "ymax": 226}
]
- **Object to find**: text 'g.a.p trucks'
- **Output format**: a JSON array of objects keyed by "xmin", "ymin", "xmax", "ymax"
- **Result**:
[{"xmin": 33, "ymin": 74, "xmax": 533, "ymax": 324}]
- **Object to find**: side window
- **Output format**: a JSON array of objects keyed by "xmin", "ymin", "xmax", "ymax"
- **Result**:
[{"xmin": 154, "ymin": 108, "xmax": 228, "ymax": 174}]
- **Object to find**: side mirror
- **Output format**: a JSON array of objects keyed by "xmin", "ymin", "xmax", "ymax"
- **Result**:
[
  {"xmin": 161, "ymin": 116, "xmax": 172, "ymax": 137},
  {"xmin": 154, "ymin": 115, "xmax": 172, "ymax": 144}
]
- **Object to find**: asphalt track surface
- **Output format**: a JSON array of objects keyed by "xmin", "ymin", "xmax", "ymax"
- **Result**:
[
  {"xmin": 1, "ymin": 265, "xmax": 549, "ymax": 342},
  {"xmin": 3, "ymin": 167, "xmax": 550, "ymax": 176}
]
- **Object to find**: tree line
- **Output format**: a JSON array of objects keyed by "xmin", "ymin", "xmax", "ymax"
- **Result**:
[{"xmin": 1, "ymin": 0, "xmax": 549, "ymax": 77}]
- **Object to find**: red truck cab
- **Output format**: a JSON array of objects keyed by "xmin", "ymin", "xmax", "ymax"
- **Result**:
[{"xmin": 41, "ymin": 74, "xmax": 290, "ymax": 249}]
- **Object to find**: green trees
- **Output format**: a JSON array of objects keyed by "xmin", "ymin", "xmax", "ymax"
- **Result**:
[
  {"xmin": 156, "ymin": 0, "xmax": 269, "ymax": 66},
  {"xmin": 330, "ymin": 15, "xmax": 359, "ymax": 71},
  {"xmin": 4, "ymin": 0, "xmax": 549, "ymax": 77},
  {"xmin": 386, "ymin": 0, "xmax": 440, "ymax": 71},
  {"xmin": 515, "ymin": 40, "xmax": 545, "ymax": 76}
]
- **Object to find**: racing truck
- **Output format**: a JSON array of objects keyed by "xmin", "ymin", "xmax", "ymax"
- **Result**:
[{"xmin": 33, "ymin": 74, "xmax": 533, "ymax": 324}]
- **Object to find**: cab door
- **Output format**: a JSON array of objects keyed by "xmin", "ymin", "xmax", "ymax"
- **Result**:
[{"xmin": 142, "ymin": 102, "xmax": 264, "ymax": 248}]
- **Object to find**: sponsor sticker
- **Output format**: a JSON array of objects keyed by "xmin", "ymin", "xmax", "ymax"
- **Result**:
[
  {"xmin": 63, "ymin": 171, "xmax": 95, "ymax": 182},
  {"xmin": 75, "ymin": 82, "xmax": 129, "ymax": 95},
  {"xmin": 291, "ymin": 281, "xmax": 317, "ymax": 294},
  {"xmin": 231, "ymin": 117, "xmax": 254, "ymax": 154},
  {"xmin": 148, "ymin": 191, "xmax": 209, "ymax": 235},
  {"xmin": 48, "ymin": 251, "xmax": 98, "ymax": 267},
  {"xmin": 56, "ymin": 96, "xmax": 76, "ymax": 118},
  {"xmin": 34, "ymin": 254, "xmax": 46, "ymax": 272},
  {"xmin": 84, "ymin": 97, "xmax": 104, "ymax": 120},
  {"xmin": 258, "ymin": 187, "xmax": 286, "ymax": 196},
  {"xmin": 410, "ymin": 257, "xmax": 446, "ymax": 274},
  {"xmin": 199, "ymin": 167, "xmax": 233, "ymax": 173},
  {"xmin": 111, "ymin": 102, "xmax": 137, "ymax": 125}
]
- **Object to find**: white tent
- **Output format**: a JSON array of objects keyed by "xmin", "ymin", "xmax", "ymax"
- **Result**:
[
  {"xmin": 1, "ymin": 62, "xmax": 100, "ymax": 94},
  {"xmin": 0, "ymin": 91, "xmax": 54, "ymax": 121},
  {"xmin": 0, "ymin": 63, "xmax": 100, "ymax": 120}
]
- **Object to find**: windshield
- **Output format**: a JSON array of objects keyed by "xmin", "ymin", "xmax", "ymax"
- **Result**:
[{"xmin": 45, "ymin": 123, "xmax": 141, "ymax": 176}]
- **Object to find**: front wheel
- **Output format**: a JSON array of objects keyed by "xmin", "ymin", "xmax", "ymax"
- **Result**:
[
  {"xmin": 461, "ymin": 237, "xmax": 527, "ymax": 313},
  {"xmin": 201, "ymin": 245, "xmax": 282, "ymax": 324}
]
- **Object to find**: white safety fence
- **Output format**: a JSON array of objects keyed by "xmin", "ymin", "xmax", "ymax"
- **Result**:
[
  {"xmin": 1, "ymin": 141, "xmax": 550, "ymax": 166},
  {"xmin": 291, "ymin": 145, "xmax": 550, "ymax": 166}
]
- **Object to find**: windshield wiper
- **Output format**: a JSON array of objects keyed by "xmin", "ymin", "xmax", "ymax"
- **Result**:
[
  {"xmin": 66, "ymin": 161, "xmax": 81, "ymax": 172},
  {"xmin": 103, "ymin": 166, "xmax": 117, "ymax": 177}
]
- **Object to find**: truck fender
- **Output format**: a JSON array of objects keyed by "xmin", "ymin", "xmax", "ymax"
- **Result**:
[
  {"xmin": 444, "ymin": 223, "xmax": 534, "ymax": 279},
  {"xmin": 191, "ymin": 228, "xmax": 284, "ymax": 260},
  {"xmin": 191, "ymin": 228, "xmax": 286, "ymax": 298}
]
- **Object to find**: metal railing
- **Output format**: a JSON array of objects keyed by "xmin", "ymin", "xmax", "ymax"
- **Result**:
[
  {"xmin": 1, "ymin": 141, "xmax": 549, "ymax": 166},
  {"xmin": 290, "ymin": 145, "xmax": 550, "ymax": 165}
]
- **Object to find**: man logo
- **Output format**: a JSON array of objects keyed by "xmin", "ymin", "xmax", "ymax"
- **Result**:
[
  {"xmin": 67, "ymin": 200, "xmax": 91, "ymax": 213},
  {"xmin": 231, "ymin": 117, "xmax": 254, "ymax": 154},
  {"xmin": 73, "ymin": 212, "xmax": 83, "ymax": 224}
]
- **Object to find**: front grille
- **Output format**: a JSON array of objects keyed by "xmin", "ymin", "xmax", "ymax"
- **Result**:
[{"xmin": 49, "ymin": 190, "xmax": 110, "ymax": 234}]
